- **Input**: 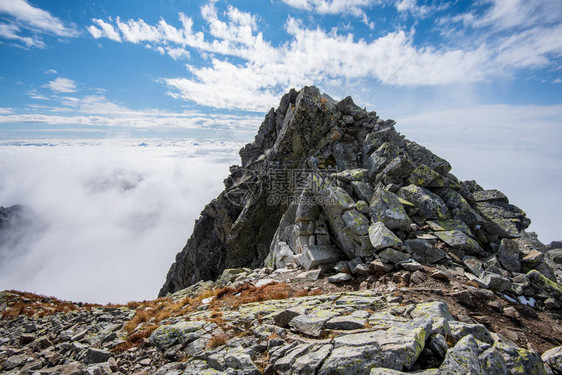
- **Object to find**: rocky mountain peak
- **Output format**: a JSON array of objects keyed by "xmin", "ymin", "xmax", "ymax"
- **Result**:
[
  {"xmin": 159, "ymin": 86, "xmax": 559, "ymax": 300},
  {"xmin": 2, "ymin": 86, "xmax": 562, "ymax": 375}
]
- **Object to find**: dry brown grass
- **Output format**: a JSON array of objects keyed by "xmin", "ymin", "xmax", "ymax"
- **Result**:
[
  {"xmin": 208, "ymin": 282, "xmax": 315, "ymax": 310},
  {"xmin": 122, "ymin": 296, "xmax": 194, "ymax": 333},
  {"xmin": 1, "ymin": 290, "xmax": 101, "ymax": 320},
  {"xmin": 267, "ymin": 333, "xmax": 280, "ymax": 340},
  {"xmin": 206, "ymin": 333, "xmax": 229, "ymax": 350},
  {"xmin": 114, "ymin": 324, "xmax": 159, "ymax": 352},
  {"xmin": 254, "ymin": 352, "xmax": 270, "ymax": 374},
  {"xmin": 126, "ymin": 301, "xmax": 141, "ymax": 309},
  {"xmin": 4, "ymin": 282, "xmax": 324, "ymax": 353}
]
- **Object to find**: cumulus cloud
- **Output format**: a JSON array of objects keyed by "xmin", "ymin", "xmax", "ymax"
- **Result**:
[
  {"xmin": 0, "ymin": 0, "xmax": 77, "ymax": 47},
  {"xmin": 88, "ymin": 18, "xmax": 121, "ymax": 42},
  {"xmin": 0, "ymin": 140, "xmax": 240, "ymax": 303},
  {"xmin": 44, "ymin": 77, "xmax": 77, "ymax": 93},
  {"xmin": 85, "ymin": 0, "xmax": 561, "ymax": 113}
]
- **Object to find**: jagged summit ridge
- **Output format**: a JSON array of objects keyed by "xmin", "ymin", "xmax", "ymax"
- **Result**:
[{"xmin": 159, "ymin": 85, "xmax": 556, "ymax": 299}]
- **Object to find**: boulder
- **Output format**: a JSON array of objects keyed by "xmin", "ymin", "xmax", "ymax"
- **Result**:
[
  {"xmin": 365, "ymin": 142, "xmax": 400, "ymax": 175},
  {"xmin": 527, "ymin": 270, "xmax": 562, "ymax": 302},
  {"xmin": 434, "ymin": 230, "xmax": 483, "ymax": 255},
  {"xmin": 435, "ymin": 188, "xmax": 483, "ymax": 227},
  {"xmin": 397, "ymin": 185, "xmax": 448, "ymax": 220},
  {"xmin": 363, "ymin": 125, "xmax": 404, "ymax": 157},
  {"xmin": 299, "ymin": 245, "xmax": 342, "ymax": 271},
  {"xmin": 408, "ymin": 164, "xmax": 442, "ymax": 187},
  {"xmin": 326, "ymin": 316, "xmax": 367, "ymax": 330},
  {"xmin": 328, "ymin": 272, "xmax": 353, "ymax": 283},
  {"xmin": 427, "ymin": 219, "xmax": 472, "ymax": 236},
  {"xmin": 334, "ymin": 168, "xmax": 369, "ymax": 182},
  {"xmin": 84, "ymin": 348, "xmax": 112, "ymax": 365},
  {"xmin": 333, "ymin": 143, "xmax": 358, "ymax": 170},
  {"xmin": 473, "ymin": 189, "xmax": 509, "ymax": 203},
  {"xmin": 369, "ymin": 188, "xmax": 412, "ymax": 232},
  {"xmin": 289, "ymin": 311, "xmax": 339, "ymax": 337},
  {"xmin": 405, "ymin": 239, "xmax": 447, "ymax": 264},
  {"xmin": 149, "ymin": 321, "xmax": 208, "ymax": 349},
  {"xmin": 342, "ymin": 210, "xmax": 370, "ymax": 236},
  {"xmin": 274, "ymin": 309, "xmax": 303, "ymax": 328},
  {"xmin": 494, "ymin": 341, "xmax": 547, "ymax": 375},
  {"xmin": 321, "ymin": 186, "xmax": 356, "ymax": 220},
  {"xmin": 475, "ymin": 200, "xmax": 530, "ymax": 238},
  {"xmin": 351, "ymin": 181, "xmax": 374, "ymax": 202},
  {"xmin": 405, "ymin": 141, "xmax": 451, "ymax": 175},
  {"xmin": 438, "ymin": 335, "xmax": 483, "ymax": 374},
  {"xmin": 2, "ymin": 353, "xmax": 28, "ymax": 371},
  {"xmin": 369, "ymin": 221, "xmax": 404, "ymax": 251},
  {"xmin": 379, "ymin": 248, "xmax": 411, "ymax": 264},
  {"xmin": 449, "ymin": 321, "xmax": 493, "ymax": 344},
  {"xmin": 498, "ymin": 238, "xmax": 521, "ymax": 273},
  {"xmin": 480, "ymin": 271, "xmax": 512, "ymax": 292},
  {"xmin": 379, "ymin": 154, "xmax": 416, "ymax": 184},
  {"xmin": 324, "ymin": 319, "xmax": 431, "ymax": 372}
]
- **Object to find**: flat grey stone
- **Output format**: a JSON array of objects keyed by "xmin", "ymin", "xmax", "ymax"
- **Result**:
[
  {"xmin": 299, "ymin": 245, "xmax": 342, "ymax": 271},
  {"xmin": 379, "ymin": 248, "xmax": 410, "ymax": 264},
  {"xmin": 84, "ymin": 348, "xmax": 112, "ymax": 365},
  {"xmin": 405, "ymin": 239, "xmax": 446, "ymax": 263},
  {"xmin": 328, "ymin": 272, "xmax": 352, "ymax": 283},
  {"xmin": 326, "ymin": 316, "xmax": 367, "ymax": 330},
  {"xmin": 541, "ymin": 345, "xmax": 562, "ymax": 374}
]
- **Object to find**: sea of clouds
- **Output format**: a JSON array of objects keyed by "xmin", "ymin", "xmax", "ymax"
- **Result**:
[{"xmin": 0, "ymin": 139, "xmax": 239, "ymax": 304}]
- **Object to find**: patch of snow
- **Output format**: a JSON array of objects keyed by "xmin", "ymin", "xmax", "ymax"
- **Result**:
[
  {"xmin": 517, "ymin": 295, "xmax": 536, "ymax": 307},
  {"xmin": 201, "ymin": 297, "xmax": 214, "ymax": 304}
]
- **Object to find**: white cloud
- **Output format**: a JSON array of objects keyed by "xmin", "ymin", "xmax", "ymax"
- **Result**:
[
  {"xmin": 438, "ymin": 0, "xmax": 562, "ymax": 69},
  {"xmin": 161, "ymin": 18, "xmax": 491, "ymax": 110},
  {"xmin": 88, "ymin": 18, "xmax": 121, "ymax": 42},
  {"xmin": 165, "ymin": 47, "xmax": 190, "ymax": 60},
  {"xmin": 44, "ymin": 77, "xmax": 77, "ymax": 93},
  {"xmin": 282, "ymin": 0, "xmax": 375, "ymax": 17},
  {"xmin": 553, "ymin": 78, "xmax": 562, "ymax": 84},
  {"xmin": 81, "ymin": 1, "xmax": 562, "ymax": 114},
  {"xmin": 45, "ymin": 68, "xmax": 57, "ymax": 74},
  {"xmin": 0, "ymin": 107, "xmax": 13, "ymax": 114},
  {"xmin": 494, "ymin": 24, "xmax": 562, "ymax": 70},
  {"xmin": 471, "ymin": 0, "xmax": 562, "ymax": 31},
  {"xmin": 0, "ymin": 0, "xmax": 77, "ymax": 47},
  {"xmin": 0, "ymin": 140, "xmax": 239, "ymax": 303},
  {"xmin": 0, "ymin": 22, "xmax": 44, "ymax": 47},
  {"xmin": 28, "ymin": 89, "xmax": 49, "ymax": 100}
]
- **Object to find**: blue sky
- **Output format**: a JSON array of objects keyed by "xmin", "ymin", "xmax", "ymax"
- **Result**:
[{"xmin": 0, "ymin": 0, "xmax": 561, "ymax": 140}]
